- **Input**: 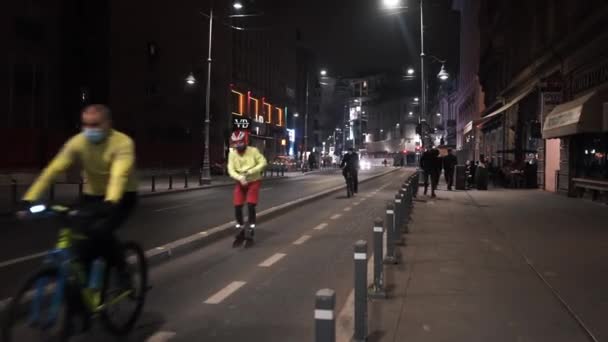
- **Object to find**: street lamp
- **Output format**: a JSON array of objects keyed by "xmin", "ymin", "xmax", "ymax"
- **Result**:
[
  {"xmin": 293, "ymin": 113, "xmax": 299, "ymax": 118},
  {"xmin": 382, "ymin": 0, "xmax": 402, "ymax": 9},
  {"xmin": 198, "ymin": 1, "xmax": 256, "ymax": 184},
  {"xmin": 407, "ymin": 67, "xmax": 415, "ymax": 75},
  {"xmin": 320, "ymin": 69, "xmax": 328, "ymax": 77},
  {"xmin": 414, "ymin": 97, "xmax": 419, "ymax": 102},
  {"xmin": 437, "ymin": 64, "xmax": 450, "ymax": 81},
  {"xmin": 186, "ymin": 73, "xmax": 197, "ymax": 85}
]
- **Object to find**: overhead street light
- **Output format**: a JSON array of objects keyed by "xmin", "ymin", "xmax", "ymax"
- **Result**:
[
  {"xmin": 382, "ymin": 0, "xmax": 402, "ymax": 9},
  {"xmin": 320, "ymin": 69, "xmax": 328, "ymax": 77},
  {"xmin": 233, "ymin": 1, "xmax": 243, "ymax": 10},
  {"xmin": 437, "ymin": 64, "xmax": 450, "ymax": 81},
  {"xmin": 186, "ymin": 73, "xmax": 197, "ymax": 85},
  {"xmin": 414, "ymin": 97, "xmax": 419, "ymax": 102},
  {"xmin": 294, "ymin": 112, "xmax": 299, "ymax": 118},
  {"xmin": 407, "ymin": 67, "xmax": 415, "ymax": 75}
]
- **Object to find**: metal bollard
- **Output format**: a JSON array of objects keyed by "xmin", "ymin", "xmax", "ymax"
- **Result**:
[
  {"xmin": 184, "ymin": 171, "xmax": 189, "ymax": 188},
  {"xmin": 49, "ymin": 183, "xmax": 55, "ymax": 201},
  {"xmin": 315, "ymin": 288, "xmax": 336, "ymax": 342},
  {"xmin": 11, "ymin": 179, "xmax": 17, "ymax": 204},
  {"xmin": 78, "ymin": 178, "xmax": 84, "ymax": 199},
  {"xmin": 370, "ymin": 218, "xmax": 386, "ymax": 299},
  {"xmin": 394, "ymin": 194, "xmax": 404, "ymax": 245},
  {"xmin": 414, "ymin": 172, "xmax": 420, "ymax": 197},
  {"xmin": 384, "ymin": 202, "xmax": 398, "ymax": 264},
  {"xmin": 354, "ymin": 240, "xmax": 368, "ymax": 342},
  {"xmin": 168, "ymin": 174, "xmax": 173, "ymax": 190},
  {"xmin": 151, "ymin": 175, "xmax": 156, "ymax": 192}
]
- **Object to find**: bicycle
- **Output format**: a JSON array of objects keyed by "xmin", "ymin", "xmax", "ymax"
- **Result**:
[
  {"xmin": 2, "ymin": 204, "xmax": 148, "ymax": 342},
  {"xmin": 344, "ymin": 169, "xmax": 355, "ymax": 198}
]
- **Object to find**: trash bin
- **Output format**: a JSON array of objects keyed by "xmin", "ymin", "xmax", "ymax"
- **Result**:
[
  {"xmin": 455, "ymin": 165, "xmax": 466, "ymax": 190},
  {"xmin": 475, "ymin": 166, "xmax": 489, "ymax": 190}
]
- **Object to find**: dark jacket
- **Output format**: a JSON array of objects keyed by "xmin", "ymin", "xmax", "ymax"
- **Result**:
[
  {"xmin": 340, "ymin": 152, "xmax": 359, "ymax": 172},
  {"xmin": 443, "ymin": 154, "xmax": 458, "ymax": 170},
  {"xmin": 420, "ymin": 149, "xmax": 442, "ymax": 174}
]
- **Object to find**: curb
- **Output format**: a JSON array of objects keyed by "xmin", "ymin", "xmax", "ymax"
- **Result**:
[
  {"xmin": 139, "ymin": 169, "xmax": 333, "ymax": 198},
  {"xmin": 144, "ymin": 168, "xmax": 401, "ymax": 266},
  {"xmin": 139, "ymin": 175, "xmax": 288, "ymax": 198},
  {"xmin": 0, "ymin": 168, "xmax": 402, "ymax": 313}
]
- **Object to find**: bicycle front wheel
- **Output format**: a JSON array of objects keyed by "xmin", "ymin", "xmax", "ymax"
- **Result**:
[
  {"xmin": 2, "ymin": 267, "xmax": 71, "ymax": 342},
  {"xmin": 100, "ymin": 241, "xmax": 148, "ymax": 335}
]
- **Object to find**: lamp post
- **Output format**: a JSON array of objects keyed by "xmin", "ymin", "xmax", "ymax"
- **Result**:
[{"xmin": 197, "ymin": 1, "xmax": 258, "ymax": 184}]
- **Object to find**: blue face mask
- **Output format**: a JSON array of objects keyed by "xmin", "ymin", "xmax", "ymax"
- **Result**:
[{"xmin": 83, "ymin": 128, "xmax": 107, "ymax": 144}]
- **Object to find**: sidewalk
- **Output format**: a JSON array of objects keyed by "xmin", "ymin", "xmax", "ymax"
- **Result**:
[{"xmin": 369, "ymin": 186, "xmax": 608, "ymax": 342}]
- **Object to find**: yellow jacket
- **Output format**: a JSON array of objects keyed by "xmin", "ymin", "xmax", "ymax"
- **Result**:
[
  {"xmin": 227, "ymin": 147, "xmax": 267, "ymax": 182},
  {"xmin": 24, "ymin": 129, "xmax": 138, "ymax": 203}
]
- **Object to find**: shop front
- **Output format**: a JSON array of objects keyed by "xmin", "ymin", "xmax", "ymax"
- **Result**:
[{"xmin": 542, "ymin": 85, "xmax": 608, "ymax": 198}]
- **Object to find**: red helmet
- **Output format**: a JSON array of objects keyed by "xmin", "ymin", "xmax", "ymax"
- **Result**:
[{"xmin": 231, "ymin": 130, "xmax": 248, "ymax": 152}]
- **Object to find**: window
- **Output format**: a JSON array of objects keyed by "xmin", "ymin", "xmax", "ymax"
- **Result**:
[{"xmin": 575, "ymin": 133, "xmax": 608, "ymax": 180}]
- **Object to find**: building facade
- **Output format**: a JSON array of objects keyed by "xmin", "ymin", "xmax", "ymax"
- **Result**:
[
  {"xmin": 477, "ymin": 0, "xmax": 608, "ymax": 198},
  {"xmin": 450, "ymin": 0, "xmax": 485, "ymax": 163}
]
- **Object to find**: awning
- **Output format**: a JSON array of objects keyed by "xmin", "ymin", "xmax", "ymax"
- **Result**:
[
  {"xmin": 542, "ymin": 86, "xmax": 608, "ymax": 139},
  {"xmin": 482, "ymin": 85, "xmax": 537, "ymax": 120}
]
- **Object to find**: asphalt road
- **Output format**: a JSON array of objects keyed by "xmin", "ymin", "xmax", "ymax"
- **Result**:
[
  {"xmin": 0, "ymin": 167, "xmax": 395, "ymax": 302},
  {"xmin": 57, "ymin": 168, "xmax": 412, "ymax": 342}
]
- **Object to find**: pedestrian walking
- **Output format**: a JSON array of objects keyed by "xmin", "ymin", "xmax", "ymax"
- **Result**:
[
  {"xmin": 443, "ymin": 149, "xmax": 458, "ymax": 190},
  {"xmin": 420, "ymin": 148, "xmax": 441, "ymax": 197}
]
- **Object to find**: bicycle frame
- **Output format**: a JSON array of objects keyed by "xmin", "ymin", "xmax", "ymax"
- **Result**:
[{"xmin": 29, "ymin": 225, "xmax": 102, "ymax": 328}]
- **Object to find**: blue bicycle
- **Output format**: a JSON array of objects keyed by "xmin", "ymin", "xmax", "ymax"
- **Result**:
[{"xmin": 2, "ymin": 204, "xmax": 148, "ymax": 342}]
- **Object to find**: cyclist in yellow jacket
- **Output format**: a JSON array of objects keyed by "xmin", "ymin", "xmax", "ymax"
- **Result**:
[
  {"xmin": 227, "ymin": 131, "xmax": 267, "ymax": 246},
  {"xmin": 21, "ymin": 104, "xmax": 137, "ymax": 282}
]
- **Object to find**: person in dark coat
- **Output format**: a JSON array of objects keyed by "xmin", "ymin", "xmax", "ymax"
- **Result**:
[
  {"xmin": 443, "ymin": 149, "xmax": 458, "ymax": 190},
  {"xmin": 420, "ymin": 148, "xmax": 442, "ymax": 197}
]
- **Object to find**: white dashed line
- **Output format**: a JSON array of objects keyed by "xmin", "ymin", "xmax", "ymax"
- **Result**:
[
  {"xmin": 204, "ymin": 281, "xmax": 246, "ymax": 304},
  {"xmin": 313, "ymin": 223, "xmax": 329, "ymax": 230},
  {"xmin": 353, "ymin": 202, "xmax": 361, "ymax": 206},
  {"xmin": 344, "ymin": 207, "xmax": 352, "ymax": 212},
  {"xmin": 330, "ymin": 214, "xmax": 342, "ymax": 220},
  {"xmin": 258, "ymin": 253, "xmax": 287, "ymax": 267},
  {"xmin": 146, "ymin": 331, "xmax": 177, "ymax": 342},
  {"xmin": 293, "ymin": 235, "xmax": 312, "ymax": 245}
]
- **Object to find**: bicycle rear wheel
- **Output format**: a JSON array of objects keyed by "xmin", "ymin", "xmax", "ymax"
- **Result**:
[
  {"xmin": 100, "ymin": 241, "xmax": 148, "ymax": 335},
  {"xmin": 2, "ymin": 267, "xmax": 70, "ymax": 342}
]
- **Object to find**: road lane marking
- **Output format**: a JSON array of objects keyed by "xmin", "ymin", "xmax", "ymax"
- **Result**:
[
  {"xmin": 146, "ymin": 331, "xmax": 177, "ymax": 342},
  {"xmin": 336, "ymin": 257, "xmax": 374, "ymax": 342},
  {"xmin": 259, "ymin": 253, "xmax": 287, "ymax": 267},
  {"xmin": 353, "ymin": 202, "xmax": 361, "ymax": 206},
  {"xmin": 261, "ymin": 187, "xmax": 273, "ymax": 191},
  {"xmin": 204, "ymin": 281, "xmax": 246, "ymax": 304},
  {"xmin": 293, "ymin": 235, "xmax": 312, "ymax": 245},
  {"xmin": 155, "ymin": 204, "xmax": 192, "ymax": 212},
  {"xmin": 330, "ymin": 214, "xmax": 342, "ymax": 220},
  {"xmin": 0, "ymin": 251, "xmax": 47, "ymax": 269},
  {"xmin": 344, "ymin": 207, "xmax": 352, "ymax": 212},
  {"xmin": 313, "ymin": 223, "xmax": 329, "ymax": 230}
]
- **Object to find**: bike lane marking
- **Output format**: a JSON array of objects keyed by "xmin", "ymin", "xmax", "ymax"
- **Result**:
[
  {"xmin": 293, "ymin": 235, "xmax": 312, "ymax": 245},
  {"xmin": 258, "ymin": 253, "xmax": 287, "ymax": 268},
  {"xmin": 204, "ymin": 281, "xmax": 247, "ymax": 304},
  {"xmin": 313, "ymin": 223, "xmax": 329, "ymax": 231}
]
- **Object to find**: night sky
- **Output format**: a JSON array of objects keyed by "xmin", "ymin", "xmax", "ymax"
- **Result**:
[{"xmin": 276, "ymin": 0, "xmax": 460, "ymax": 77}]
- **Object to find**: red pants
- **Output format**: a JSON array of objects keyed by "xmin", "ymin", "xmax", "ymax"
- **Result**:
[{"xmin": 233, "ymin": 180, "xmax": 261, "ymax": 206}]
